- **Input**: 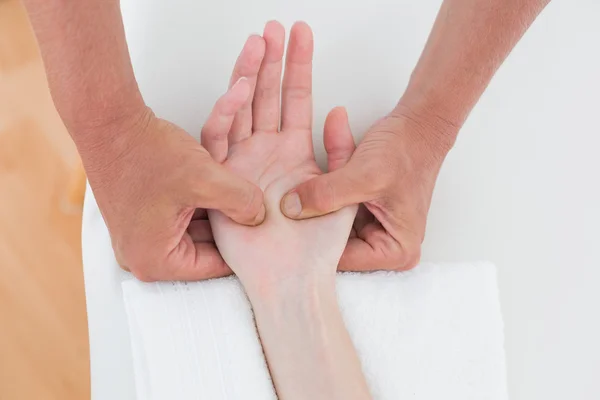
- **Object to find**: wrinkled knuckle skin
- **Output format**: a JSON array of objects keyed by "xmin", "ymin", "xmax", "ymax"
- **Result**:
[
  {"xmin": 119, "ymin": 250, "xmax": 158, "ymax": 282},
  {"xmin": 375, "ymin": 238, "xmax": 421, "ymax": 271},
  {"xmin": 395, "ymin": 245, "xmax": 421, "ymax": 271},
  {"xmin": 130, "ymin": 267, "xmax": 157, "ymax": 283},
  {"xmin": 125, "ymin": 258, "xmax": 157, "ymax": 282}
]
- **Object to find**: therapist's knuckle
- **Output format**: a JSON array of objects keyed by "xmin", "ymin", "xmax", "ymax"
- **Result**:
[
  {"xmin": 119, "ymin": 247, "xmax": 160, "ymax": 282},
  {"xmin": 130, "ymin": 266, "xmax": 157, "ymax": 283},
  {"xmin": 124, "ymin": 256, "xmax": 157, "ymax": 282},
  {"xmin": 370, "ymin": 232, "xmax": 420, "ymax": 271},
  {"xmin": 397, "ymin": 245, "xmax": 421, "ymax": 271},
  {"xmin": 381, "ymin": 243, "xmax": 420, "ymax": 272}
]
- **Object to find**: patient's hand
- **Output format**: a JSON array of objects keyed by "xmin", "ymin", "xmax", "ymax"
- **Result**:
[
  {"xmin": 205, "ymin": 22, "xmax": 357, "ymax": 288},
  {"xmin": 207, "ymin": 26, "xmax": 370, "ymax": 398}
]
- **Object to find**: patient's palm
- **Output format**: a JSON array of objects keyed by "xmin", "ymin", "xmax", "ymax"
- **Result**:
[
  {"xmin": 209, "ymin": 129, "xmax": 355, "ymax": 283},
  {"xmin": 205, "ymin": 22, "xmax": 356, "ymax": 284}
]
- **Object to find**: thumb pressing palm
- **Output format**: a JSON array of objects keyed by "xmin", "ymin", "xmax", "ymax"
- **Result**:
[{"xmin": 282, "ymin": 109, "xmax": 453, "ymax": 271}]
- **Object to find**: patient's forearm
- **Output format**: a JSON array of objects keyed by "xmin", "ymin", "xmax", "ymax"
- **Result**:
[
  {"xmin": 22, "ymin": 0, "xmax": 144, "ymax": 145},
  {"xmin": 400, "ymin": 0, "xmax": 550, "ymax": 138},
  {"xmin": 247, "ymin": 276, "xmax": 371, "ymax": 400}
]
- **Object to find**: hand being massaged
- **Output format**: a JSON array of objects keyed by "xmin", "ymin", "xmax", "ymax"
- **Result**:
[
  {"xmin": 205, "ymin": 22, "xmax": 357, "ymax": 289},
  {"xmin": 205, "ymin": 21, "xmax": 371, "ymax": 400}
]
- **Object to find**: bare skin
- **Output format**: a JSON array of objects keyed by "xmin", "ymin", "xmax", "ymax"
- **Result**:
[
  {"xmin": 281, "ymin": 0, "xmax": 551, "ymax": 272},
  {"xmin": 20, "ymin": 0, "xmax": 550, "ymax": 396},
  {"xmin": 207, "ymin": 22, "xmax": 371, "ymax": 400},
  {"xmin": 22, "ymin": 0, "xmax": 267, "ymax": 281},
  {"xmin": 22, "ymin": 0, "xmax": 550, "ymax": 279}
]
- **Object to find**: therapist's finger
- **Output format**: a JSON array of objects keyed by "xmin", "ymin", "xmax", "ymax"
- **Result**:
[
  {"xmin": 228, "ymin": 35, "xmax": 265, "ymax": 144},
  {"xmin": 187, "ymin": 219, "xmax": 214, "ymax": 243},
  {"xmin": 124, "ymin": 237, "xmax": 233, "ymax": 282},
  {"xmin": 167, "ymin": 238, "xmax": 233, "ymax": 281},
  {"xmin": 253, "ymin": 21, "xmax": 285, "ymax": 132},
  {"xmin": 281, "ymin": 22, "xmax": 314, "ymax": 132},
  {"xmin": 201, "ymin": 77, "xmax": 251, "ymax": 162}
]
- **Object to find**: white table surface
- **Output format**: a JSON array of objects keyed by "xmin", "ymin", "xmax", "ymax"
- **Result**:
[{"xmin": 83, "ymin": 1, "xmax": 600, "ymax": 399}]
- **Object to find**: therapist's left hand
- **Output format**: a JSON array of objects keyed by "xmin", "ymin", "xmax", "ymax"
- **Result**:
[{"xmin": 280, "ymin": 105, "xmax": 458, "ymax": 272}]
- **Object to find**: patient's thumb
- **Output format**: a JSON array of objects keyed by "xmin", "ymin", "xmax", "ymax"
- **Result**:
[{"xmin": 324, "ymin": 107, "xmax": 356, "ymax": 172}]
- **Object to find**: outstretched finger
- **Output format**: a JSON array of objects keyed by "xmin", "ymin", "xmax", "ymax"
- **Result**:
[
  {"xmin": 228, "ymin": 35, "xmax": 266, "ymax": 144},
  {"xmin": 324, "ymin": 107, "xmax": 356, "ymax": 172},
  {"xmin": 201, "ymin": 77, "xmax": 251, "ymax": 162},
  {"xmin": 281, "ymin": 22, "xmax": 314, "ymax": 132},
  {"xmin": 252, "ymin": 21, "xmax": 285, "ymax": 133}
]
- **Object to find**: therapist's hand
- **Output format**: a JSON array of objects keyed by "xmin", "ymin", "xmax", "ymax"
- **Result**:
[
  {"xmin": 82, "ymin": 78, "xmax": 266, "ymax": 282},
  {"xmin": 281, "ymin": 106, "xmax": 457, "ymax": 272}
]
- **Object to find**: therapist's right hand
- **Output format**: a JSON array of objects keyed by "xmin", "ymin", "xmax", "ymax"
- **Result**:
[{"xmin": 80, "ymin": 76, "xmax": 266, "ymax": 282}]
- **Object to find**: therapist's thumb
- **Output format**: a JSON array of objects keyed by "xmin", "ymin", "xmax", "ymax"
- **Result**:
[
  {"xmin": 281, "ymin": 163, "xmax": 373, "ymax": 220},
  {"xmin": 194, "ymin": 161, "xmax": 266, "ymax": 226}
]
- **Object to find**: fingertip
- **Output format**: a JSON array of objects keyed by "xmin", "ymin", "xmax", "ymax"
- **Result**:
[
  {"xmin": 324, "ymin": 106, "xmax": 355, "ymax": 171},
  {"xmin": 289, "ymin": 21, "xmax": 314, "ymax": 56},
  {"xmin": 291, "ymin": 21, "xmax": 313, "ymax": 38},
  {"xmin": 325, "ymin": 106, "xmax": 349, "ymax": 128},
  {"xmin": 246, "ymin": 33, "xmax": 266, "ymax": 49},
  {"xmin": 252, "ymin": 203, "xmax": 267, "ymax": 225},
  {"xmin": 263, "ymin": 20, "xmax": 286, "ymax": 61},
  {"xmin": 337, "ymin": 106, "xmax": 349, "ymax": 122},
  {"xmin": 264, "ymin": 20, "xmax": 285, "ymax": 38},
  {"xmin": 332, "ymin": 105, "xmax": 348, "ymax": 117},
  {"xmin": 243, "ymin": 34, "xmax": 266, "ymax": 64}
]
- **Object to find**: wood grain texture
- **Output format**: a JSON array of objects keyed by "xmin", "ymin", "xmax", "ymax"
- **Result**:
[{"xmin": 0, "ymin": 1, "xmax": 90, "ymax": 399}]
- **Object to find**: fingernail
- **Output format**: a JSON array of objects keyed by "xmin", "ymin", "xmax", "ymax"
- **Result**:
[
  {"xmin": 254, "ymin": 204, "xmax": 267, "ymax": 225},
  {"xmin": 282, "ymin": 192, "xmax": 302, "ymax": 217}
]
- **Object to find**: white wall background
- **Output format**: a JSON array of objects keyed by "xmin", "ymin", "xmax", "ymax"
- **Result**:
[{"xmin": 116, "ymin": 1, "xmax": 600, "ymax": 398}]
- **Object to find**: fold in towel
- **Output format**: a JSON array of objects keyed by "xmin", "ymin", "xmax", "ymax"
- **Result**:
[{"xmin": 122, "ymin": 262, "xmax": 508, "ymax": 400}]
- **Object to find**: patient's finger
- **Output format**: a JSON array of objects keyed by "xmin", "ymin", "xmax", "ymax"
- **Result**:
[
  {"xmin": 252, "ymin": 21, "xmax": 285, "ymax": 133},
  {"xmin": 228, "ymin": 35, "xmax": 266, "ymax": 144},
  {"xmin": 281, "ymin": 22, "xmax": 314, "ymax": 132},
  {"xmin": 201, "ymin": 77, "xmax": 251, "ymax": 162},
  {"xmin": 323, "ymin": 107, "xmax": 356, "ymax": 172}
]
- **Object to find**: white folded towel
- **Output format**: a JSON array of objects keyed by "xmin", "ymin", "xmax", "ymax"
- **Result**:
[{"xmin": 122, "ymin": 262, "xmax": 508, "ymax": 400}]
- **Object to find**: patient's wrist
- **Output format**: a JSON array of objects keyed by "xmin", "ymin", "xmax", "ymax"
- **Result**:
[{"xmin": 243, "ymin": 269, "xmax": 336, "ymax": 310}]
